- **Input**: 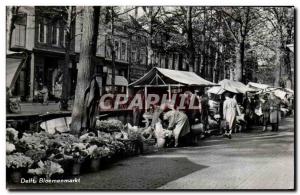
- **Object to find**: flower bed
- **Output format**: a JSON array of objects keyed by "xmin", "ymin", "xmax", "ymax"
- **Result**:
[{"xmin": 6, "ymin": 120, "xmax": 146, "ymax": 183}]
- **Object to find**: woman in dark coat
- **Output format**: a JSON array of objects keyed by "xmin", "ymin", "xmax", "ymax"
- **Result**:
[
  {"xmin": 269, "ymin": 94, "xmax": 280, "ymax": 131},
  {"xmin": 261, "ymin": 94, "xmax": 270, "ymax": 131}
]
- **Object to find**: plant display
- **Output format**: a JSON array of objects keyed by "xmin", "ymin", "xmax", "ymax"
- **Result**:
[
  {"xmin": 67, "ymin": 143, "xmax": 89, "ymax": 163},
  {"xmin": 6, "ymin": 127, "xmax": 19, "ymax": 142},
  {"xmin": 89, "ymin": 146, "xmax": 111, "ymax": 159},
  {"xmin": 95, "ymin": 119, "xmax": 124, "ymax": 132},
  {"xmin": 6, "ymin": 142, "xmax": 16, "ymax": 154},
  {"xmin": 18, "ymin": 132, "xmax": 54, "ymax": 150},
  {"xmin": 7, "ymin": 119, "xmax": 147, "ymax": 179},
  {"xmin": 28, "ymin": 160, "xmax": 64, "ymax": 178},
  {"xmin": 7, "ymin": 152, "xmax": 33, "ymax": 169},
  {"xmin": 25, "ymin": 149, "xmax": 47, "ymax": 162}
]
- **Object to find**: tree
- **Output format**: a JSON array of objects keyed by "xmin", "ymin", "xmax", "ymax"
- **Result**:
[
  {"xmin": 60, "ymin": 6, "xmax": 75, "ymax": 110},
  {"xmin": 70, "ymin": 6, "xmax": 100, "ymax": 134},
  {"xmin": 128, "ymin": 6, "xmax": 162, "ymax": 69},
  {"xmin": 220, "ymin": 7, "xmax": 260, "ymax": 82},
  {"xmin": 263, "ymin": 7, "xmax": 294, "ymax": 87}
]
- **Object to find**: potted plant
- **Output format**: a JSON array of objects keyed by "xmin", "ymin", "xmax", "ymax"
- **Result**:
[
  {"xmin": 6, "ymin": 152, "xmax": 33, "ymax": 183},
  {"xmin": 68, "ymin": 143, "xmax": 88, "ymax": 175},
  {"xmin": 28, "ymin": 160, "xmax": 64, "ymax": 180},
  {"xmin": 87, "ymin": 145, "xmax": 101, "ymax": 172}
]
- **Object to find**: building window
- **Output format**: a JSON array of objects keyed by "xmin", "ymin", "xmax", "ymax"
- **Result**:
[
  {"xmin": 106, "ymin": 37, "xmax": 112, "ymax": 59},
  {"xmin": 11, "ymin": 14, "xmax": 26, "ymax": 48},
  {"xmin": 38, "ymin": 19, "xmax": 47, "ymax": 43},
  {"xmin": 131, "ymin": 46, "xmax": 137, "ymax": 62},
  {"xmin": 121, "ymin": 42, "xmax": 127, "ymax": 61},
  {"xmin": 114, "ymin": 40, "xmax": 119, "ymax": 60},
  {"xmin": 140, "ymin": 48, "xmax": 146, "ymax": 64},
  {"xmin": 51, "ymin": 24, "xmax": 59, "ymax": 46},
  {"xmin": 12, "ymin": 25, "xmax": 26, "ymax": 47}
]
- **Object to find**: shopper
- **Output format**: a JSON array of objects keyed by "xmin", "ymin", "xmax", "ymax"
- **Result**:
[{"xmin": 223, "ymin": 92, "xmax": 240, "ymax": 139}]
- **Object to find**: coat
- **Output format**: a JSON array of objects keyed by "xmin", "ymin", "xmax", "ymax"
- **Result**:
[
  {"xmin": 269, "ymin": 98, "xmax": 279, "ymax": 124},
  {"xmin": 223, "ymin": 97, "xmax": 238, "ymax": 130},
  {"xmin": 164, "ymin": 110, "xmax": 190, "ymax": 140}
]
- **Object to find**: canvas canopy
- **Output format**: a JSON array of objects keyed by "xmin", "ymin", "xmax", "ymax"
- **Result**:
[
  {"xmin": 207, "ymin": 86, "xmax": 225, "ymax": 95},
  {"xmin": 247, "ymin": 82, "xmax": 271, "ymax": 90},
  {"xmin": 129, "ymin": 67, "xmax": 217, "ymax": 87},
  {"xmin": 216, "ymin": 79, "xmax": 257, "ymax": 94},
  {"xmin": 6, "ymin": 55, "xmax": 27, "ymax": 89}
]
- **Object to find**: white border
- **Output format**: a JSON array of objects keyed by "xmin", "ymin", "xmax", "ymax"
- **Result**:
[{"xmin": 1, "ymin": 1, "xmax": 298, "ymax": 195}]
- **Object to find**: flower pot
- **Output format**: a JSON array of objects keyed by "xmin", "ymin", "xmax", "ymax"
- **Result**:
[
  {"xmin": 72, "ymin": 162, "xmax": 81, "ymax": 176},
  {"xmin": 10, "ymin": 170, "xmax": 22, "ymax": 184},
  {"xmin": 90, "ymin": 159, "xmax": 101, "ymax": 172}
]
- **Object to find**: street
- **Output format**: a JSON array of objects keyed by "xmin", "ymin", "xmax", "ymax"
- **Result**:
[{"xmin": 8, "ymin": 116, "xmax": 294, "ymax": 190}]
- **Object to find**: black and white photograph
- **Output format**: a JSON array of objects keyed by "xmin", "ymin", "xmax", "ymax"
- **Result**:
[{"xmin": 5, "ymin": 5, "xmax": 295, "ymax": 190}]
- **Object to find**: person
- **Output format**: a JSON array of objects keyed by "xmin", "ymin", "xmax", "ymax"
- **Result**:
[
  {"xmin": 40, "ymin": 85, "xmax": 49, "ymax": 105},
  {"xmin": 223, "ymin": 92, "xmax": 240, "ymax": 139},
  {"xmin": 163, "ymin": 108, "xmax": 190, "ymax": 147},
  {"xmin": 142, "ymin": 104, "xmax": 155, "ymax": 128},
  {"xmin": 200, "ymin": 94, "xmax": 210, "ymax": 134},
  {"xmin": 261, "ymin": 94, "xmax": 270, "ymax": 132},
  {"xmin": 269, "ymin": 93, "xmax": 280, "ymax": 132}
]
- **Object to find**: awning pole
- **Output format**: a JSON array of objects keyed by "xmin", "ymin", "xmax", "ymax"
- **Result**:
[
  {"xmin": 168, "ymin": 84, "xmax": 171, "ymax": 101},
  {"xmin": 144, "ymin": 86, "xmax": 147, "ymax": 111}
]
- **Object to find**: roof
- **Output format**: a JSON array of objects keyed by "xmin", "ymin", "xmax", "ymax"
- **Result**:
[
  {"xmin": 129, "ymin": 67, "xmax": 217, "ymax": 87},
  {"xmin": 218, "ymin": 79, "xmax": 257, "ymax": 94}
]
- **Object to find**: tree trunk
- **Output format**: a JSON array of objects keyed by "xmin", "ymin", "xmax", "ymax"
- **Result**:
[
  {"xmin": 111, "ymin": 7, "xmax": 116, "ymax": 94},
  {"xmin": 234, "ymin": 42, "xmax": 243, "ymax": 82},
  {"xmin": 70, "ymin": 7, "xmax": 98, "ymax": 134},
  {"xmin": 146, "ymin": 7, "xmax": 154, "ymax": 69},
  {"xmin": 60, "ymin": 6, "xmax": 73, "ymax": 110},
  {"xmin": 213, "ymin": 48, "xmax": 219, "ymax": 83},
  {"xmin": 274, "ymin": 42, "xmax": 284, "ymax": 87},
  {"xmin": 186, "ymin": 6, "xmax": 195, "ymax": 72}
]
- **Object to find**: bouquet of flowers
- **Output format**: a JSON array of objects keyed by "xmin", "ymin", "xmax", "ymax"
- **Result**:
[
  {"xmin": 67, "ymin": 143, "xmax": 89, "ymax": 163},
  {"xmin": 88, "ymin": 145, "xmax": 111, "ymax": 159},
  {"xmin": 95, "ymin": 119, "xmax": 124, "ymax": 133},
  {"xmin": 6, "ymin": 127, "xmax": 19, "ymax": 142},
  {"xmin": 7, "ymin": 152, "xmax": 33, "ymax": 169},
  {"xmin": 52, "ymin": 133, "xmax": 78, "ymax": 146},
  {"xmin": 6, "ymin": 142, "xmax": 16, "ymax": 154},
  {"xmin": 25, "ymin": 149, "xmax": 47, "ymax": 162},
  {"xmin": 110, "ymin": 140, "xmax": 126, "ymax": 153},
  {"xmin": 28, "ymin": 160, "xmax": 64, "ymax": 179},
  {"xmin": 18, "ymin": 132, "xmax": 53, "ymax": 150}
]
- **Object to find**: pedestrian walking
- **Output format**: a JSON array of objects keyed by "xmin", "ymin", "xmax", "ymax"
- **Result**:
[
  {"xmin": 200, "ymin": 94, "xmax": 209, "ymax": 134},
  {"xmin": 261, "ymin": 94, "xmax": 270, "ymax": 131},
  {"xmin": 269, "ymin": 93, "xmax": 280, "ymax": 132},
  {"xmin": 223, "ymin": 93, "xmax": 240, "ymax": 139}
]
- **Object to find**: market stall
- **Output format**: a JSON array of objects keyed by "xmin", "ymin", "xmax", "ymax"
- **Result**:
[{"xmin": 129, "ymin": 67, "xmax": 218, "ymax": 109}]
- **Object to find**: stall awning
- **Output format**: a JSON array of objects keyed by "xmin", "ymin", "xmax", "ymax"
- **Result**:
[
  {"xmin": 106, "ymin": 75, "xmax": 128, "ymax": 86},
  {"xmin": 218, "ymin": 79, "xmax": 257, "ymax": 94},
  {"xmin": 6, "ymin": 56, "xmax": 26, "ymax": 89},
  {"xmin": 207, "ymin": 86, "xmax": 226, "ymax": 95},
  {"xmin": 247, "ymin": 82, "xmax": 271, "ymax": 90},
  {"xmin": 129, "ymin": 67, "xmax": 217, "ymax": 87}
]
